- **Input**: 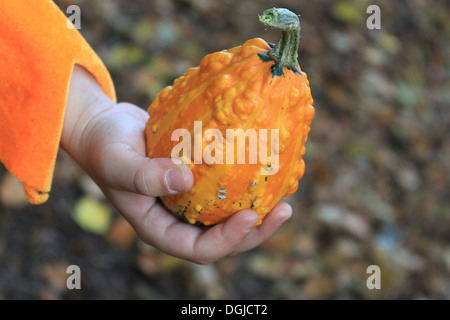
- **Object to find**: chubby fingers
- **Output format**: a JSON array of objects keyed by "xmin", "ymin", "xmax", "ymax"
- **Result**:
[
  {"xmin": 137, "ymin": 205, "xmax": 260, "ymax": 264},
  {"xmin": 192, "ymin": 202, "xmax": 292, "ymax": 262},
  {"xmin": 186, "ymin": 210, "xmax": 261, "ymax": 264},
  {"xmin": 228, "ymin": 202, "xmax": 292, "ymax": 254},
  {"xmin": 133, "ymin": 202, "xmax": 291, "ymax": 265}
]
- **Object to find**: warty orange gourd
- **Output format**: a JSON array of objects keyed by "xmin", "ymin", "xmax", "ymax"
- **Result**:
[{"xmin": 145, "ymin": 8, "xmax": 314, "ymax": 226}]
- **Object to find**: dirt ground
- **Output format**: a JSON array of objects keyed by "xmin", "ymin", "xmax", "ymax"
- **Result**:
[{"xmin": 0, "ymin": 0, "xmax": 448, "ymax": 299}]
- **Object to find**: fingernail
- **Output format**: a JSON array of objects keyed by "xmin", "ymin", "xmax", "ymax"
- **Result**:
[
  {"xmin": 165, "ymin": 168, "xmax": 186, "ymax": 194},
  {"xmin": 276, "ymin": 207, "xmax": 292, "ymax": 226}
]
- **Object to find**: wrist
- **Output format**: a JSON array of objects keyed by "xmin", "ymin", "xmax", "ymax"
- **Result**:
[{"xmin": 61, "ymin": 65, "xmax": 114, "ymax": 166}]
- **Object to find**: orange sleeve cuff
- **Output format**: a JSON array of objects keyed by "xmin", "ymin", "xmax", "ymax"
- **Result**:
[{"xmin": 0, "ymin": 0, "xmax": 116, "ymax": 204}]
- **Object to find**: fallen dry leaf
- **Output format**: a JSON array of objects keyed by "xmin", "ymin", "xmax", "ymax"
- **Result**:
[{"xmin": 106, "ymin": 216, "xmax": 137, "ymax": 249}]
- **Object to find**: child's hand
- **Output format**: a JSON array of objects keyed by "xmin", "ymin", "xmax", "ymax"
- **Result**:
[{"xmin": 61, "ymin": 66, "xmax": 292, "ymax": 264}]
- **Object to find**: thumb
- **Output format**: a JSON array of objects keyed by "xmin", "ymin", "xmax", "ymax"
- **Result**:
[{"xmin": 98, "ymin": 145, "xmax": 193, "ymax": 197}]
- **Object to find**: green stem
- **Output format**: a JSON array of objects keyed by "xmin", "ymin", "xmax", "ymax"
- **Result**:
[{"xmin": 259, "ymin": 8, "xmax": 301, "ymax": 75}]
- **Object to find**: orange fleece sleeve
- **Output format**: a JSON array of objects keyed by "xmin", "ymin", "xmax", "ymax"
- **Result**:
[{"xmin": 0, "ymin": 0, "xmax": 116, "ymax": 204}]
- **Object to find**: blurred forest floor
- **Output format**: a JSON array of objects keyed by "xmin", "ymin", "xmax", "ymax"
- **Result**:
[{"xmin": 0, "ymin": 0, "xmax": 448, "ymax": 299}]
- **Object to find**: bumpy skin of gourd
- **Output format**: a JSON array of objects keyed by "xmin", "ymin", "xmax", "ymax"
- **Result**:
[{"xmin": 145, "ymin": 37, "xmax": 314, "ymax": 226}]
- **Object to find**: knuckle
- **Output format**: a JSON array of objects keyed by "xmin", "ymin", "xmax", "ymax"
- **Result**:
[{"xmin": 133, "ymin": 166, "xmax": 154, "ymax": 196}]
